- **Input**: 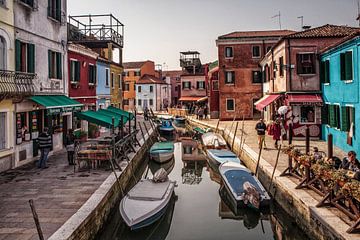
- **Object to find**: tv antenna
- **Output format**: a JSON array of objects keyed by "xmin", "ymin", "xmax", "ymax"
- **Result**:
[
  {"xmin": 272, "ymin": 11, "xmax": 282, "ymax": 30},
  {"xmin": 357, "ymin": 0, "xmax": 360, "ymax": 27},
  {"xmin": 297, "ymin": 16, "xmax": 304, "ymax": 30}
]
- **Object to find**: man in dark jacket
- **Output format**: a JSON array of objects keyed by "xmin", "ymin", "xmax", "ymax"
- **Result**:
[
  {"xmin": 255, "ymin": 119, "xmax": 267, "ymax": 149},
  {"xmin": 38, "ymin": 127, "xmax": 52, "ymax": 169},
  {"xmin": 340, "ymin": 151, "xmax": 360, "ymax": 181}
]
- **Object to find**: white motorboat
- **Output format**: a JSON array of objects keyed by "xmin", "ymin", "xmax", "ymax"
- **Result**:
[{"xmin": 201, "ymin": 132, "xmax": 227, "ymax": 149}]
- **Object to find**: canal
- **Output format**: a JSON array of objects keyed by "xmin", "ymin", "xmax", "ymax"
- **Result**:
[{"xmin": 98, "ymin": 131, "xmax": 310, "ymax": 240}]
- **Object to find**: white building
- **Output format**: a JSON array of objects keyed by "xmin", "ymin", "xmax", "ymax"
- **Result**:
[{"xmin": 135, "ymin": 74, "xmax": 170, "ymax": 112}]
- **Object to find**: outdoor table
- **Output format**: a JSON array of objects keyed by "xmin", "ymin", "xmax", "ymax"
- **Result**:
[{"xmin": 77, "ymin": 149, "xmax": 112, "ymax": 169}]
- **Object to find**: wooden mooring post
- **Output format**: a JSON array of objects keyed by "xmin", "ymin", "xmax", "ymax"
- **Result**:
[
  {"xmin": 29, "ymin": 199, "xmax": 44, "ymax": 240},
  {"xmin": 138, "ymin": 122, "xmax": 146, "ymax": 144},
  {"xmin": 231, "ymin": 122, "xmax": 239, "ymax": 151},
  {"xmin": 269, "ymin": 145, "xmax": 282, "ymax": 190},
  {"xmin": 305, "ymin": 126, "xmax": 310, "ymax": 154},
  {"xmin": 255, "ymin": 138, "xmax": 264, "ymax": 177},
  {"xmin": 288, "ymin": 123, "xmax": 293, "ymax": 145},
  {"xmin": 215, "ymin": 119, "xmax": 220, "ymax": 133},
  {"xmin": 327, "ymin": 134, "xmax": 333, "ymax": 159}
]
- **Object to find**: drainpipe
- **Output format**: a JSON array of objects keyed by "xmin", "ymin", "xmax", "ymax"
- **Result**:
[
  {"xmin": 271, "ymin": 49, "xmax": 274, "ymax": 93},
  {"xmin": 287, "ymin": 38, "xmax": 292, "ymax": 92}
]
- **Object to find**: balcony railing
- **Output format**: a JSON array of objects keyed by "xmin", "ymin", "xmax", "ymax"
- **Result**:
[
  {"xmin": 0, "ymin": 70, "xmax": 36, "ymax": 98},
  {"xmin": 68, "ymin": 14, "xmax": 124, "ymax": 48}
]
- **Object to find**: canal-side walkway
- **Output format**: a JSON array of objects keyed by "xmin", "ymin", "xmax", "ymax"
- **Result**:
[
  {"xmin": 0, "ymin": 117, "xmax": 153, "ymax": 240},
  {"xmin": 187, "ymin": 116, "xmax": 360, "ymax": 240}
]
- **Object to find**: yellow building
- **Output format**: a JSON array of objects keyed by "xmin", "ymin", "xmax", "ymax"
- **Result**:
[
  {"xmin": 110, "ymin": 62, "xmax": 123, "ymax": 109},
  {"xmin": 0, "ymin": 0, "xmax": 16, "ymax": 171}
]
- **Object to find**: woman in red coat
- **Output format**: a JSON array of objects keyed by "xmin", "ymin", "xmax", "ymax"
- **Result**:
[{"xmin": 272, "ymin": 120, "xmax": 281, "ymax": 149}]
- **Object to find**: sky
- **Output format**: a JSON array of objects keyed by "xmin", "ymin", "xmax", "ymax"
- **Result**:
[{"xmin": 68, "ymin": 0, "xmax": 358, "ymax": 70}]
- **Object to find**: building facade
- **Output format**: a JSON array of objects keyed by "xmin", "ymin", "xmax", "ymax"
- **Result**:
[
  {"xmin": 110, "ymin": 62, "xmax": 123, "ymax": 108},
  {"xmin": 320, "ymin": 34, "xmax": 360, "ymax": 152},
  {"xmin": 123, "ymin": 61, "xmax": 155, "ymax": 111},
  {"xmin": 96, "ymin": 57, "xmax": 111, "ymax": 110},
  {"xmin": 208, "ymin": 61, "xmax": 220, "ymax": 119},
  {"xmin": 258, "ymin": 25, "xmax": 359, "ymax": 138},
  {"xmin": 163, "ymin": 70, "xmax": 182, "ymax": 106},
  {"xmin": 217, "ymin": 30, "xmax": 295, "ymax": 120}
]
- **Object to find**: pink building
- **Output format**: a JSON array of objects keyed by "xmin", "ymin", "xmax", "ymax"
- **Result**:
[{"xmin": 163, "ymin": 70, "xmax": 182, "ymax": 106}]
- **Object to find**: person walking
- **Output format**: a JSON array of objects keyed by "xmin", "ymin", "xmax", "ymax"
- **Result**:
[
  {"xmin": 65, "ymin": 129, "xmax": 76, "ymax": 165},
  {"xmin": 271, "ymin": 120, "xmax": 281, "ymax": 149},
  {"xmin": 204, "ymin": 105, "xmax": 208, "ymax": 120},
  {"xmin": 38, "ymin": 127, "xmax": 52, "ymax": 169},
  {"xmin": 255, "ymin": 119, "xmax": 267, "ymax": 149},
  {"xmin": 144, "ymin": 107, "xmax": 149, "ymax": 121}
]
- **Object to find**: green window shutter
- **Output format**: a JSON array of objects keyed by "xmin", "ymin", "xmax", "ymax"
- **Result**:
[
  {"xmin": 329, "ymin": 105, "xmax": 335, "ymax": 127},
  {"xmin": 335, "ymin": 105, "xmax": 341, "ymax": 129},
  {"xmin": 56, "ymin": 0, "xmax": 61, "ymax": 21},
  {"xmin": 48, "ymin": 50, "xmax": 52, "ymax": 78},
  {"xmin": 340, "ymin": 53, "xmax": 345, "ymax": 80},
  {"xmin": 320, "ymin": 61, "xmax": 325, "ymax": 83},
  {"xmin": 321, "ymin": 104, "xmax": 328, "ymax": 125},
  {"xmin": 15, "ymin": 40, "xmax": 21, "ymax": 71},
  {"xmin": 340, "ymin": 106, "xmax": 348, "ymax": 131},
  {"xmin": 345, "ymin": 51, "xmax": 353, "ymax": 80},
  {"xmin": 56, "ymin": 52, "xmax": 62, "ymax": 79},
  {"xmin": 27, "ymin": 43, "xmax": 35, "ymax": 73},
  {"xmin": 70, "ymin": 61, "xmax": 73, "ymax": 81},
  {"xmin": 75, "ymin": 61, "xmax": 80, "ymax": 81}
]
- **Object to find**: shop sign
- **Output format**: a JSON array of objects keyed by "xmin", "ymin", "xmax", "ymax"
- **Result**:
[
  {"xmin": 73, "ymin": 106, "xmax": 82, "ymax": 112},
  {"xmin": 63, "ymin": 107, "xmax": 73, "ymax": 112},
  {"xmin": 290, "ymin": 102, "xmax": 323, "ymax": 106},
  {"xmin": 48, "ymin": 108, "xmax": 61, "ymax": 115}
]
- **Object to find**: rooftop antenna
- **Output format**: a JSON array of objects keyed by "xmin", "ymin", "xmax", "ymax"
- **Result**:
[
  {"xmin": 297, "ymin": 16, "xmax": 304, "ymax": 30},
  {"xmin": 272, "ymin": 11, "xmax": 282, "ymax": 30},
  {"xmin": 357, "ymin": 0, "xmax": 360, "ymax": 27}
]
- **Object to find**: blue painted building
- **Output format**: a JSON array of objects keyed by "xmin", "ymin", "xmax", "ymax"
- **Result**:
[
  {"xmin": 96, "ymin": 58, "xmax": 111, "ymax": 110},
  {"xmin": 320, "ymin": 34, "xmax": 359, "ymax": 153}
]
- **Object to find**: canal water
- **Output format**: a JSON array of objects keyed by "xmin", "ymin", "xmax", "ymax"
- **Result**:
[{"xmin": 98, "ymin": 131, "xmax": 310, "ymax": 240}]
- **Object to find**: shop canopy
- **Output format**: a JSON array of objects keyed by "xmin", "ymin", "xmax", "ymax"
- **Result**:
[
  {"xmin": 106, "ymin": 106, "xmax": 135, "ymax": 120},
  {"xmin": 31, "ymin": 95, "xmax": 83, "ymax": 114},
  {"xmin": 197, "ymin": 96, "xmax": 208, "ymax": 102},
  {"xmin": 254, "ymin": 94, "xmax": 281, "ymax": 111},
  {"xmin": 179, "ymin": 96, "xmax": 206, "ymax": 102},
  {"xmin": 97, "ymin": 109, "xmax": 129, "ymax": 125},
  {"xmin": 285, "ymin": 94, "xmax": 323, "ymax": 106},
  {"xmin": 75, "ymin": 111, "xmax": 121, "ymax": 128}
]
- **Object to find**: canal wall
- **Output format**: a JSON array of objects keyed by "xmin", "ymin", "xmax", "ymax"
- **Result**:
[
  {"xmin": 188, "ymin": 118, "xmax": 356, "ymax": 240},
  {"xmin": 48, "ymin": 129, "xmax": 157, "ymax": 240}
]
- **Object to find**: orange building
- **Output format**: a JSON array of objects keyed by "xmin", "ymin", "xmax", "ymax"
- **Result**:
[{"xmin": 123, "ymin": 61, "xmax": 155, "ymax": 111}]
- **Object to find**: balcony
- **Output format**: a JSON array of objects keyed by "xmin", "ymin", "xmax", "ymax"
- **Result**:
[
  {"xmin": 180, "ymin": 51, "xmax": 202, "ymax": 74},
  {"xmin": 0, "ymin": 70, "xmax": 36, "ymax": 99},
  {"xmin": 68, "ymin": 14, "xmax": 124, "ymax": 49}
]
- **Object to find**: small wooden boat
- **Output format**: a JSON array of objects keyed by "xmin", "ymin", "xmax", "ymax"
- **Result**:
[
  {"xmin": 201, "ymin": 132, "xmax": 227, "ymax": 149},
  {"xmin": 219, "ymin": 162, "xmax": 270, "ymax": 210},
  {"xmin": 119, "ymin": 172, "xmax": 176, "ymax": 230},
  {"xmin": 206, "ymin": 149, "xmax": 241, "ymax": 167},
  {"xmin": 159, "ymin": 120, "xmax": 175, "ymax": 135},
  {"xmin": 150, "ymin": 142, "xmax": 174, "ymax": 163},
  {"xmin": 174, "ymin": 116, "xmax": 186, "ymax": 125},
  {"xmin": 149, "ymin": 157, "xmax": 175, "ymax": 175}
]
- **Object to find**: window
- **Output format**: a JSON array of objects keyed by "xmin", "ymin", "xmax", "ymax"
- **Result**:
[
  {"xmin": 328, "ymin": 104, "xmax": 340, "ymax": 129},
  {"xmin": 150, "ymin": 86, "xmax": 153, "ymax": 92},
  {"xmin": 341, "ymin": 106, "xmax": 355, "ymax": 132},
  {"xmin": 272, "ymin": 61, "xmax": 276, "ymax": 78},
  {"xmin": 15, "ymin": 40, "xmax": 35, "ymax": 73},
  {"xmin": 138, "ymin": 99, "xmax": 142, "ymax": 106},
  {"xmin": 0, "ymin": 0, "xmax": 6, "ymax": 8},
  {"xmin": 225, "ymin": 47, "xmax": 233, "ymax": 58},
  {"xmin": 138, "ymin": 86, "xmax": 141, "ymax": 93},
  {"xmin": 320, "ymin": 60, "xmax": 330, "ymax": 84},
  {"xmin": 279, "ymin": 56, "xmax": 284, "ymax": 77},
  {"xmin": 134, "ymin": 70, "xmax": 141, "ymax": 76},
  {"xmin": 252, "ymin": 46, "xmax": 260, "ymax": 58},
  {"xmin": 48, "ymin": 0, "xmax": 62, "ymax": 22},
  {"xmin": 149, "ymin": 99, "xmax": 153, "ymax": 106},
  {"xmin": 118, "ymin": 74, "xmax": 122, "ymax": 89},
  {"xmin": 340, "ymin": 51, "xmax": 353, "ymax": 81},
  {"xmin": 0, "ymin": 112, "xmax": 6, "ymax": 150},
  {"xmin": 48, "ymin": 50, "xmax": 62, "ymax": 79},
  {"xmin": 0, "ymin": 37, "xmax": 5, "ymax": 70},
  {"xmin": 300, "ymin": 106, "xmax": 315, "ymax": 123},
  {"xmin": 111, "ymin": 72, "xmax": 114, "ymax": 89},
  {"xmin": 212, "ymin": 80, "xmax": 219, "ymax": 91},
  {"xmin": 182, "ymin": 81, "xmax": 191, "ymax": 89},
  {"xmin": 296, "ymin": 53, "xmax": 315, "ymax": 74},
  {"xmin": 88, "ymin": 64, "xmax": 96, "ymax": 85},
  {"xmin": 197, "ymin": 81, "xmax": 205, "ymax": 89},
  {"xmin": 70, "ymin": 60, "xmax": 80, "ymax": 82},
  {"xmin": 183, "ymin": 145, "xmax": 193, "ymax": 154},
  {"xmin": 19, "ymin": 0, "xmax": 34, "ymax": 8},
  {"xmin": 123, "ymin": 99, "xmax": 129, "ymax": 105},
  {"xmin": 103, "ymin": 69, "xmax": 108, "ymax": 87},
  {"xmin": 226, "ymin": 99, "xmax": 235, "ymax": 112},
  {"xmin": 225, "ymin": 71, "xmax": 235, "ymax": 84},
  {"xmin": 124, "ymin": 83, "xmax": 130, "ymax": 91},
  {"xmin": 252, "ymin": 71, "xmax": 262, "ymax": 84}
]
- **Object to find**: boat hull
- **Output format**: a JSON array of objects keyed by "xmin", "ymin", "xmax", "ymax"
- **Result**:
[
  {"xmin": 150, "ymin": 151, "xmax": 174, "ymax": 163},
  {"xmin": 206, "ymin": 149, "xmax": 241, "ymax": 167},
  {"xmin": 174, "ymin": 118, "xmax": 186, "ymax": 124}
]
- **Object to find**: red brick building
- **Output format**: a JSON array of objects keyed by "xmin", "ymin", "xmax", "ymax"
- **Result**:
[
  {"xmin": 216, "ymin": 30, "xmax": 295, "ymax": 120},
  {"xmin": 207, "ymin": 61, "xmax": 220, "ymax": 118},
  {"xmin": 163, "ymin": 70, "xmax": 182, "ymax": 106}
]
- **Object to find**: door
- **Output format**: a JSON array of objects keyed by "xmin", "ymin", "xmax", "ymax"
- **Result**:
[
  {"xmin": 143, "ymin": 99, "xmax": 148, "ymax": 110},
  {"xmin": 62, "ymin": 115, "xmax": 68, "ymax": 146}
]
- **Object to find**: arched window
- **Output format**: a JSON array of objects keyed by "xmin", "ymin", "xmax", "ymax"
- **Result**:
[{"xmin": 0, "ymin": 36, "xmax": 6, "ymax": 70}]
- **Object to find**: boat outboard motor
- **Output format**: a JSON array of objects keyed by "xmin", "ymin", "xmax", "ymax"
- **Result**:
[
  {"xmin": 242, "ymin": 181, "xmax": 260, "ymax": 209},
  {"xmin": 153, "ymin": 168, "xmax": 169, "ymax": 183}
]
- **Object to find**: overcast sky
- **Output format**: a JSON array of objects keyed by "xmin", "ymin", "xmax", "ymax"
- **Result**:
[{"xmin": 68, "ymin": 0, "xmax": 358, "ymax": 70}]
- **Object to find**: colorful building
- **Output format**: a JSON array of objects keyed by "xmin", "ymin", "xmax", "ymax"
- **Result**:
[
  {"xmin": 96, "ymin": 57, "xmax": 111, "ymax": 110},
  {"xmin": 216, "ymin": 30, "xmax": 294, "ymax": 120},
  {"xmin": 163, "ymin": 70, "xmax": 182, "ymax": 106},
  {"xmin": 320, "ymin": 33, "xmax": 360, "ymax": 152},
  {"xmin": 207, "ymin": 61, "xmax": 220, "ymax": 119},
  {"xmin": 123, "ymin": 61, "xmax": 155, "ymax": 111},
  {"xmin": 110, "ymin": 62, "xmax": 123, "ymax": 109},
  {"xmin": 258, "ymin": 25, "xmax": 359, "ymax": 138}
]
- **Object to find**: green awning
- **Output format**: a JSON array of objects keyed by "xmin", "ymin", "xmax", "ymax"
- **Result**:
[
  {"xmin": 31, "ymin": 95, "xmax": 83, "ymax": 114},
  {"xmin": 75, "ymin": 111, "xmax": 120, "ymax": 128},
  {"xmin": 106, "ymin": 106, "xmax": 135, "ymax": 120},
  {"xmin": 97, "ymin": 109, "xmax": 129, "ymax": 125}
]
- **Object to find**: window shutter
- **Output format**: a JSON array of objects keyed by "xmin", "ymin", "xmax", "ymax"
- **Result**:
[
  {"xmin": 321, "ymin": 104, "xmax": 328, "ymax": 125},
  {"xmin": 320, "ymin": 61, "xmax": 325, "ymax": 83},
  {"xmin": 296, "ymin": 54, "xmax": 302, "ymax": 74},
  {"xmin": 56, "ymin": 0, "xmax": 61, "ymax": 21},
  {"xmin": 196, "ymin": 81, "xmax": 199, "ymax": 89},
  {"xmin": 335, "ymin": 105, "xmax": 340, "ymax": 129},
  {"xmin": 48, "ymin": 50, "xmax": 52, "ymax": 78},
  {"xmin": 329, "ymin": 105, "xmax": 335, "ymax": 127},
  {"xmin": 232, "ymin": 72, "xmax": 235, "ymax": 83},
  {"xmin": 340, "ymin": 53, "xmax": 345, "ymax": 80},
  {"xmin": 351, "ymin": 107, "xmax": 355, "ymax": 135},
  {"xmin": 189, "ymin": 82, "xmax": 191, "ymax": 89},
  {"xmin": 345, "ymin": 52, "xmax": 353, "ymax": 80},
  {"xmin": 27, "ymin": 43, "xmax": 35, "ymax": 73},
  {"xmin": 75, "ymin": 61, "xmax": 80, "ymax": 81},
  {"xmin": 15, "ymin": 40, "xmax": 21, "ymax": 71},
  {"xmin": 56, "ymin": 52, "xmax": 62, "ymax": 79},
  {"xmin": 340, "ymin": 106, "xmax": 348, "ymax": 131},
  {"xmin": 310, "ymin": 54, "xmax": 315, "ymax": 74}
]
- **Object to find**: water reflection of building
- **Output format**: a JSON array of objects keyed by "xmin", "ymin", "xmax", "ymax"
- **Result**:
[
  {"xmin": 181, "ymin": 160, "xmax": 206, "ymax": 185},
  {"xmin": 181, "ymin": 137, "xmax": 205, "ymax": 161}
]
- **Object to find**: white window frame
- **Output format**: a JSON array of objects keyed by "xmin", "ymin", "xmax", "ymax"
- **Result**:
[
  {"xmin": 225, "ymin": 46, "xmax": 233, "ymax": 58},
  {"xmin": 225, "ymin": 71, "xmax": 235, "ymax": 85},
  {"xmin": 197, "ymin": 80, "xmax": 205, "ymax": 90},
  {"xmin": 118, "ymin": 74, "xmax": 122, "ymax": 89},
  {"xmin": 226, "ymin": 98, "xmax": 235, "ymax": 112},
  {"xmin": 0, "ymin": 112, "xmax": 7, "ymax": 150},
  {"xmin": 105, "ymin": 68, "xmax": 110, "ymax": 87},
  {"xmin": 69, "ymin": 58, "xmax": 79, "ymax": 83}
]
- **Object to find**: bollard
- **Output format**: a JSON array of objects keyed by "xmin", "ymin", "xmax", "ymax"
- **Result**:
[
  {"xmin": 305, "ymin": 126, "xmax": 310, "ymax": 154},
  {"xmin": 29, "ymin": 199, "xmax": 44, "ymax": 240},
  {"xmin": 231, "ymin": 122, "xmax": 239, "ymax": 151},
  {"xmin": 327, "ymin": 134, "xmax": 333, "ymax": 159},
  {"xmin": 288, "ymin": 123, "xmax": 293, "ymax": 145}
]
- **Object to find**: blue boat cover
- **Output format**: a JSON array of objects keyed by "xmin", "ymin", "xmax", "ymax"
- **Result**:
[
  {"xmin": 209, "ymin": 149, "xmax": 237, "ymax": 158},
  {"xmin": 224, "ymin": 170, "xmax": 262, "ymax": 197}
]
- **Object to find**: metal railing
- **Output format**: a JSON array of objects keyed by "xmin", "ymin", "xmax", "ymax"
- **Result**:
[{"xmin": 0, "ymin": 70, "xmax": 36, "ymax": 98}]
